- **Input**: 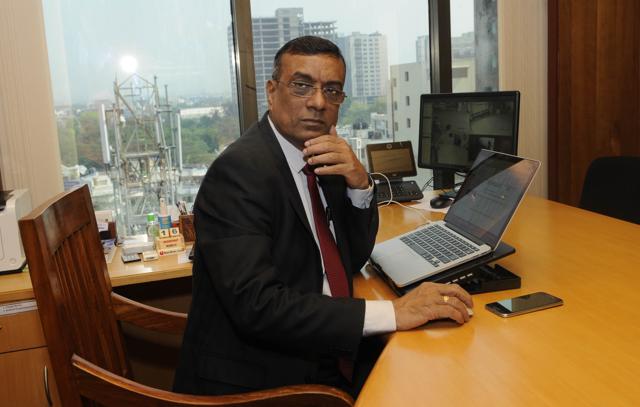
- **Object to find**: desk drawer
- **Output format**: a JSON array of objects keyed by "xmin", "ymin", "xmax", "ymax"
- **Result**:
[{"xmin": 0, "ymin": 305, "xmax": 46, "ymax": 353}]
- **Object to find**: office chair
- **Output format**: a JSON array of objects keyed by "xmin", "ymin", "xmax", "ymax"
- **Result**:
[
  {"xmin": 579, "ymin": 156, "xmax": 640, "ymax": 224},
  {"xmin": 19, "ymin": 185, "xmax": 353, "ymax": 407}
]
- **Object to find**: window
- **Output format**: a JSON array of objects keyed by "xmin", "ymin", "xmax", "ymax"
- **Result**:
[
  {"xmin": 393, "ymin": 101, "xmax": 398, "ymax": 111},
  {"xmin": 404, "ymin": 71, "xmax": 410, "ymax": 81},
  {"xmin": 43, "ymin": 0, "xmax": 239, "ymax": 235},
  {"xmin": 450, "ymin": 0, "xmax": 498, "ymax": 91},
  {"xmin": 394, "ymin": 122, "xmax": 399, "ymax": 131},
  {"xmin": 405, "ymin": 96, "xmax": 410, "ymax": 106},
  {"xmin": 406, "ymin": 118, "xmax": 411, "ymax": 128}
]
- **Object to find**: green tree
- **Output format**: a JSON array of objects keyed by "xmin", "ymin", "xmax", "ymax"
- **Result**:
[
  {"xmin": 57, "ymin": 118, "xmax": 78, "ymax": 166},
  {"xmin": 75, "ymin": 111, "xmax": 103, "ymax": 169}
]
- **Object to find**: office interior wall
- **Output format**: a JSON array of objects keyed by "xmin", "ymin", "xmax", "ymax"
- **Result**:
[
  {"xmin": 498, "ymin": 0, "xmax": 548, "ymax": 198},
  {"xmin": 548, "ymin": 0, "xmax": 640, "ymax": 206},
  {"xmin": 0, "ymin": 0, "xmax": 63, "ymax": 206}
]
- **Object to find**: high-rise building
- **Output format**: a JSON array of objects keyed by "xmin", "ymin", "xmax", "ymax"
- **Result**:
[
  {"xmin": 416, "ymin": 35, "xmax": 429, "ymax": 64},
  {"xmin": 338, "ymin": 32, "xmax": 388, "ymax": 103},
  {"xmin": 228, "ymin": 8, "xmax": 338, "ymax": 116}
]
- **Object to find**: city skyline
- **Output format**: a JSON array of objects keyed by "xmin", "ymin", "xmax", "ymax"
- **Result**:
[{"xmin": 44, "ymin": 1, "xmax": 474, "ymax": 105}]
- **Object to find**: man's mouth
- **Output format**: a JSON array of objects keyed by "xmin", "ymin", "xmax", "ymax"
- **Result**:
[{"xmin": 301, "ymin": 119, "xmax": 325, "ymax": 125}]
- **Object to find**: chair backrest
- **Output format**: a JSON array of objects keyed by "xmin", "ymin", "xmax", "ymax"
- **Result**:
[
  {"xmin": 19, "ymin": 185, "xmax": 130, "ymax": 407},
  {"xmin": 579, "ymin": 156, "xmax": 640, "ymax": 224}
]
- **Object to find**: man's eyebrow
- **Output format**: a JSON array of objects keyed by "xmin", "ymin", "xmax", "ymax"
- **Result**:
[
  {"xmin": 289, "ymin": 72, "xmax": 314, "ymax": 82},
  {"xmin": 289, "ymin": 72, "xmax": 344, "ymax": 88}
]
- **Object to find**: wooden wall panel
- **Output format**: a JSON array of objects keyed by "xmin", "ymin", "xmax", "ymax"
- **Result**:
[
  {"xmin": 499, "ymin": 0, "xmax": 548, "ymax": 198},
  {"xmin": 548, "ymin": 0, "xmax": 640, "ymax": 205}
]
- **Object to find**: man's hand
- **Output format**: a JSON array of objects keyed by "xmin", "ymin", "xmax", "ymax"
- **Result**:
[
  {"xmin": 303, "ymin": 126, "xmax": 370, "ymax": 190},
  {"xmin": 392, "ymin": 282, "xmax": 473, "ymax": 330}
]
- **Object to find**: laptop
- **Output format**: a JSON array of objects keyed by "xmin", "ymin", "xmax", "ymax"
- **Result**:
[
  {"xmin": 366, "ymin": 141, "xmax": 424, "ymax": 202},
  {"xmin": 370, "ymin": 150, "xmax": 540, "ymax": 287}
]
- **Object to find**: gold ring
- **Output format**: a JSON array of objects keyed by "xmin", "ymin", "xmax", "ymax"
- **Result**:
[{"xmin": 443, "ymin": 295, "xmax": 449, "ymax": 303}]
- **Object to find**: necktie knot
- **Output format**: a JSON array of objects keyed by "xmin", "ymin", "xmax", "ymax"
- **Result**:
[{"xmin": 302, "ymin": 163, "xmax": 314, "ymax": 176}]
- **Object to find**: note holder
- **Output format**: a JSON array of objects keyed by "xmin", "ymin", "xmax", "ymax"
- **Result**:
[{"xmin": 371, "ymin": 241, "xmax": 521, "ymax": 296}]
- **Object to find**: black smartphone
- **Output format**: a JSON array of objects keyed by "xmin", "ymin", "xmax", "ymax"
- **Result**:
[{"xmin": 485, "ymin": 292, "xmax": 563, "ymax": 317}]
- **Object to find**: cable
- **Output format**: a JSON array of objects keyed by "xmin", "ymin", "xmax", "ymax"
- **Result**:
[
  {"xmin": 420, "ymin": 176, "xmax": 434, "ymax": 192},
  {"xmin": 369, "ymin": 172, "xmax": 431, "ymax": 225},
  {"xmin": 369, "ymin": 172, "xmax": 393, "ymax": 206}
]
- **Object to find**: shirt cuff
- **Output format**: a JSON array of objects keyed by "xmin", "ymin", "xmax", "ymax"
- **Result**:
[
  {"xmin": 347, "ymin": 177, "xmax": 374, "ymax": 209},
  {"xmin": 362, "ymin": 300, "xmax": 397, "ymax": 336}
]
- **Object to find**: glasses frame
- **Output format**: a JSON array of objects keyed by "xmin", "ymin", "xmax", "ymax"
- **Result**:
[{"xmin": 274, "ymin": 79, "xmax": 347, "ymax": 105}]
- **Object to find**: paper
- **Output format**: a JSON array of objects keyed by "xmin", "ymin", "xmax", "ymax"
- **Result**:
[
  {"xmin": 409, "ymin": 190, "xmax": 451, "ymax": 214},
  {"xmin": 0, "ymin": 300, "xmax": 37, "ymax": 315}
]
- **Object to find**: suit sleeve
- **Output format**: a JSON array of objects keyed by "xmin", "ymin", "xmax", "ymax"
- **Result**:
[{"xmin": 194, "ymin": 151, "xmax": 366, "ymax": 358}]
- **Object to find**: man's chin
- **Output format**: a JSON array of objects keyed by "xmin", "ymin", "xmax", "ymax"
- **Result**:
[{"xmin": 299, "ymin": 127, "xmax": 329, "ymax": 140}]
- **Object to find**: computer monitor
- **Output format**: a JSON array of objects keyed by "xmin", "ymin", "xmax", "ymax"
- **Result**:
[
  {"xmin": 366, "ymin": 141, "xmax": 417, "ymax": 179},
  {"xmin": 417, "ymin": 91, "xmax": 520, "ymax": 189}
]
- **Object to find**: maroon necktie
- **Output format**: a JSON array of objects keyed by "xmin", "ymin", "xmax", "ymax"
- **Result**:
[
  {"xmin": 303, "ymin": 164, "xmax": 354, "ymax": 381},
  {"xmin": 302, "ymin": 164, "xmax": 350, "ymax": 298}
]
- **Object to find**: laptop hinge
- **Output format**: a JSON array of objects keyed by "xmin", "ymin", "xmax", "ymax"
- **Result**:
[{"xmin": 444, "ymin": 223, "xmax": 487, "ymax": 247}]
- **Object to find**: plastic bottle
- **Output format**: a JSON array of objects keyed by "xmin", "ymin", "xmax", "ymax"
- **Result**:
[
  {"xmin": 158, "ymin": 198, "xmax": 172, "ymax": 229},
  {"xmin": 146, "ymin": 213, "xmax": 159, "ymax": 240}
]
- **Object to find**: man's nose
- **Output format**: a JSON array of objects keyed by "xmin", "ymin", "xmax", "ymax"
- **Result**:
[{"xmin": 306, "ymin": 88, "xmax": 327, "ymax": 110}]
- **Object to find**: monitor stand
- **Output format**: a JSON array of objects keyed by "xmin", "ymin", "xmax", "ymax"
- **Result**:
[{"xmin": 433, "ymin": 168, "xmax": 456, "ymax": 190}]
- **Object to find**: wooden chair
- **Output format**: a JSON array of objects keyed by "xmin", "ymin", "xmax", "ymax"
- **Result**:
[{"xmin": 19, "ymin": 185, "xmax": 353, "ymax": 407}]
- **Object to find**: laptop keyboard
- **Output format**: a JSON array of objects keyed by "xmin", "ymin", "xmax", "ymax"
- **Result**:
[
  {"xmin": 400, "ymin": 224, "xmax": 480, "ymax": 268},
  {"xmin": 376, "ymin": 180, "xmax": 424, "ymax": 202}
]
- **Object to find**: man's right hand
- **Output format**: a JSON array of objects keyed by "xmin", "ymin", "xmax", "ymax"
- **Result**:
[{"xmin": 392, "ymin": 282, "xmax": 473, "ymax": 330}]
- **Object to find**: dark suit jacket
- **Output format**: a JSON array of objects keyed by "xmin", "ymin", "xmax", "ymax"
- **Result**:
[{"xmin": 173, "ymin": 113, "xmax": 379, "ymax": 395}]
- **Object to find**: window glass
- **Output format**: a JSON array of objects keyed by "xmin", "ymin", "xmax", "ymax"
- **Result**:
[
  {"xmin": 42, "ymin": 0, "xmax": 238, "ymax": 235},
  {"xmin": 451, "ymin": 0, "xmax": 499, "ymax": 92}
]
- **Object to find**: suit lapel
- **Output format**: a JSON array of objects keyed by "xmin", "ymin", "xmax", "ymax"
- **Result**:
[{"xmin": 256, "ymin": 115, "xmax": 313, "ymax": 236}]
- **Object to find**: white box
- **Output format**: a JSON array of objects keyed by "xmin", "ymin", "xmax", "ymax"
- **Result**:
[{"xmin": 0, "ymin": 189, "xmax": 32, "ymax": 273}]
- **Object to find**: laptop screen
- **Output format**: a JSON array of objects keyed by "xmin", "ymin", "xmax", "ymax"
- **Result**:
[{"xmin": 444, "ymin": 151, "xmax": 540, "ymax": 248}]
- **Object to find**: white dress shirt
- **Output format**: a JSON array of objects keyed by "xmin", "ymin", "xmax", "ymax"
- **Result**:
[{"xmin": 268, "ymin": 116, "xmax": 396, "ymax": 336}]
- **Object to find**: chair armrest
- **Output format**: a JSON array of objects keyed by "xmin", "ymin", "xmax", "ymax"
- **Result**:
[
  {"xmin": 72, "ymin": 354, "xmax": 354, "ymax": 407},
  {"xmin": 111, "ymin": 292, "xmax": 187, "ymax": 335}
]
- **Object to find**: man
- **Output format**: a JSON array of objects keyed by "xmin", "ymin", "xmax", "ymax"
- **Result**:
[{"xmin": 174, "ymin": 36, "xmax": 473, "ymax": 397}]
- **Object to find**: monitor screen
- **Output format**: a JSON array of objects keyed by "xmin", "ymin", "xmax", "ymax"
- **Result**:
[
  {"xmin": 417, "ymin": 91, "xmax": 520, "ymax": 173},
  {"xmin": 366, "ymin": 141, "xmax": 417, "ymax": 179}
]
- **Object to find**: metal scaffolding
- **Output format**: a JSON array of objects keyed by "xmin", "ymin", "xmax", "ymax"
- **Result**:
[{"xmin": 99, "ymin": 74, "xmax": 182, "ymax": 236}]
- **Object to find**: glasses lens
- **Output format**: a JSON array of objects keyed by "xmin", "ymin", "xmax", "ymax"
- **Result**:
[
  {"xmin": 324, "ymin": 89, "xmax": 345, "ymax": 104},
  {"xmin": 288, "ymin": 81, "xmax": 314, "ymax": 97},
  {"xmin": 286, "ymin": 81, "xmax": 345, "ymax": 104}
]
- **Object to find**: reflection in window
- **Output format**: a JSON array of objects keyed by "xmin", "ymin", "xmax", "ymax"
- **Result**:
[{"xmin": 42, "ymin": 0, "xmax": 238, "ymax": 235}]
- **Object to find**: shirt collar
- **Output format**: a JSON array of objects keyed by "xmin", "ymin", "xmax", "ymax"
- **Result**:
[{"xmin": 268, "ymin": 114, "xmax": 307, "ymax": 174}]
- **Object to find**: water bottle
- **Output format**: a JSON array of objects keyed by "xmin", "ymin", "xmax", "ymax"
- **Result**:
[{"xmin": 146, "ymin": 213, "xmax": 159, "ymax": 240}]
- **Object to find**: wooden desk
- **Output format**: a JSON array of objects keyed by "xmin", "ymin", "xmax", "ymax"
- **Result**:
[
  {"xmin": 2, "ymin": 196, "xmax": 639, "ymax": 405},
  {"xmin": 356, "ymin": 196, "xmax": 640, "ymax": 406}
]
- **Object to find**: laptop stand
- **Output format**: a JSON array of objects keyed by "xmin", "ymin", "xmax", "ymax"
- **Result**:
[{"xmin": 371, "ymin": 241, "xmax": 521, "ymax": 296}]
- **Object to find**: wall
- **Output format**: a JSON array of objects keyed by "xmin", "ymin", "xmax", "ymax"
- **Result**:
[
  {"xmin": 548, "ymin": 0, "xmax": 640, "ymax": 205},
  {"xmin": 0, "ymin": 0, "xmax": 63, "ymax": 207},
  {"xmin": 498, "ymin": 0, "xmax": 548, "ymax": 197}
]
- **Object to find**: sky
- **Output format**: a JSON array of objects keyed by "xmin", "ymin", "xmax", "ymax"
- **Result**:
[{"xmin": 43, "ymin": 0, "xmax": 474, "ymax": 105}]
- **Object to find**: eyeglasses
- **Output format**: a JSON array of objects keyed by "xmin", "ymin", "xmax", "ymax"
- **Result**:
[{"xmin": 275, "ymin": 80, "xmax": 347, "ymax": 105}]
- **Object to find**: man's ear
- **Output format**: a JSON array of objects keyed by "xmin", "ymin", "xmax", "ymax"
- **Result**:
[{"xmin": 266, "ymin": 80, "xmax": 276, "ymax": 109}]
